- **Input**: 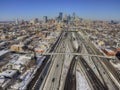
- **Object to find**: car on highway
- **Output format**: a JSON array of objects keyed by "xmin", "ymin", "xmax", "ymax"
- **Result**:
[
  {"xmin": 56, "ymin": 64, "xmax": 59, "ymax": 67},
  {"xmin": 52, "ymin": 78, "xmax": 55, "ymax": 82}
]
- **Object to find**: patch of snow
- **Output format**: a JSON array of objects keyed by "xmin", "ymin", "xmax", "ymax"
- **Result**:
[{"xmin": 76, "ymin": 71, "xmax": 91, "ymax": 90}]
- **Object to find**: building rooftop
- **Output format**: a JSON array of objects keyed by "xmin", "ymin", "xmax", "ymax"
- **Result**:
[
  {"xmin": 0, "ymin": 70, "xmax": 18, "ymax": 78},
  {"xmin": 0, "ymin": 49, "xmax": 9, "ymax": 57},
  {"xmin": 14, "ymin": 54, "xmax": 33, "ymax": 65},
  {"xmin": 104, "ymin": 48, "xmax": 115, "ymax": 52},
  {"xmin": 11, "ymin": 44, "xmax": 24, "ymax": 47}
]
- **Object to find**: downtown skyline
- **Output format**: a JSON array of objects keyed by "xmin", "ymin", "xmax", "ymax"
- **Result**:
[{"xmin": 0, "ymin": 0, "xmax": 120, "ymax": 21}]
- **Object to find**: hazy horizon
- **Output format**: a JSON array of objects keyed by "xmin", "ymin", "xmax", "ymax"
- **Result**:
[{"xmin": 0, "ymin": 0, "xmax": 120, "ymax": 21}]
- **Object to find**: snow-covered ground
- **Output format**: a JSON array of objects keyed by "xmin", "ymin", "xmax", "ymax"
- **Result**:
[
  {"xmin": 10, "ymin": 56, "xmax": 45, "ymax": 90},
  {"xmin": 76, "ymin": 71, "xmax": 91, "ymax": 90},
  {"xmin": 78, "ymin": 31, "xmax": 104, "ymax": 83},
  {"xmin": 110, "ymin": 60, "xmax": 120, "ymax": 70},
  {"xmin": 81, "ymin": 44, "xmax": 101, "ymax": 79},
  {"xmin": 11, "ymin": 67, "xmax": 35, "ymax": 90},
  {"xmin": 76, "ymin": 64, "xmax": 91, "ymax": 90}
]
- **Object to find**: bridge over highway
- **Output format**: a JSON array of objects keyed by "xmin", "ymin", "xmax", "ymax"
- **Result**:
[{"xmin": 42, "ymin": 52, "xmax": 115, "ymax": 59}]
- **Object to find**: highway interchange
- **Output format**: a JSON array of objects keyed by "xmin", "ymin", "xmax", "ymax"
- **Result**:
[{"xmin": 27, "ymin": 28, "xmax": 120, "ymax": 90}]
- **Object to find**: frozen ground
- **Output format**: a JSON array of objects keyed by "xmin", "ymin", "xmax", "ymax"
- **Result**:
[{"xmin": 76, "ymin": 64, "xmax": 91, "ymax": 90}]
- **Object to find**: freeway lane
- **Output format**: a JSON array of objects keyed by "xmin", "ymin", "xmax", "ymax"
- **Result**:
[
  {"xmin": 42, "ymin": 31, "xmax": 75, "ymax": 90},
  {"xmin": 42, "ymin": 32, "xmax": 68, "ymax": 90},
  {"xmin": 59, "ymin": 32, "xmax": 75, "ymax": 90},
  {"xmin": 39, "ymin": 32, "xmax": 67, "ymax": 90},
  {"xmin": 49, "ymin": 40, "xmax": 65, "ymax": 90},
  {"xmin": 64, "ymin": 55, "xmax": 76, "ymax": 90},
  {"xmin": 27, "ymin": 31, "xmax": 64, "ymax": 90}
]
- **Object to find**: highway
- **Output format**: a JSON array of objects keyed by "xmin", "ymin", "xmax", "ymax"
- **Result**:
[
  {"xmin": 27, "ymin": 31, "xmax": 64, "ymax": 90},
  {"xmin": 64, "ymin": 55, "xmax": 76, "ymax": 90},
  {"xmin": 42, "ymin": 31, "xmax": 75, "ymax": 90},
  {"xmin": 27, "ymin": 28, "xmax": 120, "ymax": 90}
]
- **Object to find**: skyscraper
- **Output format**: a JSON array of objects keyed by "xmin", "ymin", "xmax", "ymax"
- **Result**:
[
  {"xmin": 43, "ymin": 16, "xmax": 47, "ymax": 23},
  {"xmin": 15, "ymin": 18, "xmax": 19, "ymax": 25},
  {"xmin": 59, "ymin": 12, "xmax": 63, "ymax": 21},
  {"xmin": 67, "ymin": 15, "xmax": 71, "ymax": 22},
  {"xmin": 72, "ymin": 12, "xmax": 76, "ymax": 21},
  {"xmin": 72, "ymin": 12, "xmax": 76, "ymax": 19}
]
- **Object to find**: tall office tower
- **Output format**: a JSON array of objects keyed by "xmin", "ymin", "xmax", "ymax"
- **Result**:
[
  {"xmin": 15, "ymin": 18, "xmax": 19, "ymax": 25},
  {"xmin": 72, "ymin": 12, "xmax": 76, "ymax": 20},
  {"xmin": 67, "ymin": 15, "xmax": 71, "ymax": 22},
  {"xmin": 59, "ymin": 12, "xmax": 63, "ymax": 21},
  {"xmin": 43, "ymin": 16, "xmax": 48, "ymax": 23},
  {"xmin": 63, "ymin": 14, "xmax": 68, "ymax": 21},
  {"xmin": 62, "ymin": 14, "xmax": 68, "ymax": 24}
]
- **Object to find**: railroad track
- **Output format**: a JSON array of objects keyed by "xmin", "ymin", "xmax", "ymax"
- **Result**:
[
  {"xmin": 83, "ymin": 37, "xmax": 119, "ymax": 89},
  {"xmin": 82, "ymin": 30, "xmax": 120, "ymax": 81},
  {"xmin": 77, "ymin": 30, "xmax": 119, "ymax": 89},
  {"xmin": 74, "ymin": 32, "xmax": 108, "ymax": 89},
  {"xmin": 83, "ymin": 41, "xmax": 108, "ymax": 87},
  {"xmin": 78, "ymin": 56, "xmax": 107, "ymax": 90}
]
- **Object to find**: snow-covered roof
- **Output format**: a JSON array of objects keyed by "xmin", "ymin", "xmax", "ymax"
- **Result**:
[
  {"xmin": 14, "ymin": 55, "xmax": 32, "ymax": 65},
  {"xmin": 0, "ymin": 70, "xmax": 18, "ymax": 78},
  {"xmin": 0, "ymin": 42, "xmax": 5, "ymax": 46},
  {"xmin": 0, "ymin": 49, "xmax": 9, "ymax": 57},
  {"xmin": 11, "ymin": 44, "xmax": 24, "ymax": 47},
  {"xmin": 10, "ymin": 83, "xmax": 20, "ymax": 90},
  {"xmin": 34, "ymin": 47, "xmax": 46, "ymax": 51},
  {"xmin": 16, "ymin": 35, "xmax": 28, "ymax": 40},
  {"xmin": 110, "ymin": 60, "xmax": 120, "ymax": 70},
  {"xmin": 11, "ymin": 68, "xmax": 34, "ymax": 90},
  {"xmin": 38, "ymin": 41, "xmax": 49, "ymax": 46},
  {"xmin": 0, "ymin": 78, "xmax": 5, "ymax": 84},
  {"xmin": 46, "ymin": 35, "xmax": 55, "ymax": 39},
  {"xmin": 105, "ymin": 48, "xmax": 114, "ymax": 52}
]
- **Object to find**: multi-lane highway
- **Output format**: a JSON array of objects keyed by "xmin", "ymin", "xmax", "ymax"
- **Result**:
[
  {"xmin": 27, "ymin": 31, "xmax": 64, "ymax": 90},
  {"xmin": 42, "ymin": 37, "xmax": 66, "ymax": 90},
  {"xmin": 27, "ymin": 28, "xmax": 120, "ymax": 90},
  {"xmin": 64, "ymin": 54, "xmax": 76, "ymax": 90},
  {"xmin": 42, "ymin": 31, "xmax": 75, "ymax": 90}
]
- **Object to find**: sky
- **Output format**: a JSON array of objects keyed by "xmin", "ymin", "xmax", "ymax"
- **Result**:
[{"xmin": 0, "ymin": 0, "xmax": 120, "ymax": 21}]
